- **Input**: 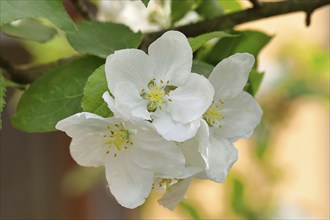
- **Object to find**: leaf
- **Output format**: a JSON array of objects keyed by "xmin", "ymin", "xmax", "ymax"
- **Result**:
[
  {"xmin": 81, "ymin": 65, "xmax": 113, "ymax": 117},
  {"xmin": 196, "ymin": 0, "xmax": 223, "ymax": 19},
  {"xmin": 179, "ymin": 201, "xmax": 201, "ymax": 220},
  {"xmin": 11, "ymin": 56, "xmax": 104, "ymax": 132},
  {"xmin": 171, "ymin": 0, "xmax": 201, "ymax": 25},
  {"xmin": 188, "ymin": 31, "xmax": 236, "ymax": 52},
  {"xmin": 192, "ymin": 60, "xmax": 214, "ymax": 78},
  {"xmin": 0, "ymin": 72, "xmax": 6, "ymax": 129},
  {"xmin": 0, "ymin": 0, "xmax": 75, "ymax": 32},
  {"xmin": 218, "ymin": 0, "xmax": 242, "ymax": 13},
  {"xmin": 1, "ymin": 18, "xmax": 57, "ymax": 43},
  {"xmin": 141, "ymin": 0, "xmax": 150, "ymax": 7},
  {"xmin": 67, "ymin": 21, "xmax": 143, "ymax": 58},
  {"xmin": 204, "ymin": 30, "xmax": 272, "ymax": 65},
  {"xmin": 244, "ymin": 68, "xmax": 264, "ymax": 96}
]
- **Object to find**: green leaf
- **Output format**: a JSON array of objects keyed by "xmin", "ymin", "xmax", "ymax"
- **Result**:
[
  {"xmin": 204, "ymin": 30, "xmax": 272, "ymax": 65},
  {"xmin": 196, "ymin": 0, "xmax": 223, "ymax": 19},
  {"xmin": 0, "ymin": 0, "xmax": 75, "ymax": 32},
  {"xmin": 0, "ymin": 72, "xmax": 6, "ymax": 129},
  {"xmin": 81, "ymin": 65, "xmax": 113, "ymax": 117},
  {"xmin": 171, "ymin": 0, "xmax": 201, "ymax": 25},
  {"xmin": 188, "ymin": 31, "xmax": 236, "ymax": 52},
  {"xmin": 1, "ymin": 18, "xmax": 56, "ymax": 43},
  {"xmin": 244, "ymin": 68, "xmax": 264, "ymax": 96},
  {"xmin": 218, "ymin": 0, "xmax": 242, "ymax": 13},
  {"xmin": 67, "ymin": 21, "xmax": 143, "ymax": 58},
  {"xmin": 11, "ymin": 56, "xmax": 104, "ymax": 132},
  {"xmin": 141, "ymin": 0, "xmax": 150, "ymax": 7},
  {"xmin": 179, "ymin": 201, "xmax": 201, "ymax": 220},
  {"xmin": 192, "ymin": 60, "xmax": 214, "ymax": 78}
]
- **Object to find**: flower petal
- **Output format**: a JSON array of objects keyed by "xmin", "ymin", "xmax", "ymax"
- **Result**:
[
  {"xmin": 113, "ymin": 81, "xmax": 151, "ymax": 120},
  {"xmin": 168, "ymin": 73, "xmax": 214, "ymax": 124},
  {"xmin": 214, "ymin": 91, "xmax": 263, "ymax": 141},
  {"xmin": 204, "ymin": 135, "xmax": 238, "ymax": 183},
  {"xmin": 104, "ymin": 154, "xmax": 154, "ymax": 209},
  {"xmin": 208, "ymin": 53, "xmax": 255, "ymax": 98},
  {"xmin": 152, "ymin": 112, "xmax": 200, "ymax": 142},
  {"xmin": 56, "ymin": 113, "xmax": 117, "ymax": 167},
  {"xmin": 158, "ymin": 178, "xmax": 193, "ymax": 210},
  {"xmin": 105, "ymin": 49, "xmax": 153, "ymax": 93},
  {"xmin": 148, "ymin": 31, "xmax": 192, "ymax": 85}
]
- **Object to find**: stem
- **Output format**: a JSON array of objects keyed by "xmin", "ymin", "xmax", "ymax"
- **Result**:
[{"xmin": 142, "ymin": 0, "xmax": 329, "ymax": 49}]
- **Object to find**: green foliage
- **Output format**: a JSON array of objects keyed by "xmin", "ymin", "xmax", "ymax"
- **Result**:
[
  {"xmin": 1, "ymin": 18, "xmax": 56, "ymax": 43},
  {"xmin": 231, "ymin": 178, "xmax": 257, "ymax": 219},
  {"xmin": 11, "ymin": 56, "xmax": 104, "ymax": 132},
  {"xmin": 245, "ymin": 68, "xmax": 264, "ymax": 96},
  {"xmin": 0, "ymin": 0, "xmax": 75, "ymax": 32},
  {"xmin": 196, "ymin": 0, "xmax": 223, "ymax": 19},
  {"xmin": 0, "ymin": 72, "xmax": 6, "ymax": 129},
  {"xmin": 192, "ymin": 60, "xmax": 214, "ymax": 78},
  {"xmin": 218, "ymin": 0, "xmax": 242, "ymax": 13},
  {"xmin": 67, "ymin": 21, "xmax": 143, "ymax": 58},
  {"xmin": 179, "ymin": 201, "xmax": 201, "ymax": 220},
  {"xmin": 141, "ymin": 0, "xmax": 151, "ymax": 7},
  {"xmin": 188, "ymin": 31, "xmax": 236, "ymax": 52},
  {"xmin": 171, "ymin": 0, "xmax": 201, "ymax": 25},
  {"xmin": 81, "ymin": 65, "xmax": 113, "ymax": 117}
]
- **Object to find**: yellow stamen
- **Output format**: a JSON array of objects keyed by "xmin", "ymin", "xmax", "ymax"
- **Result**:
[{"xmin": 203, "ymin": 103, "xmax": 224, "ymax": 127}]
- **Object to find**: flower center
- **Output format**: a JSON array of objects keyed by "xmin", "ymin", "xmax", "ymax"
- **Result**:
[
  {"xmin": 203, "ymin": 100, "xmax": 224, "ymax": 127},
  {"xmin": 140, "ymin": 79, "xmax": 176, "ymax": 112},
  {"xmin": 105, "ymin": 123, "xmax": 132, "ymax": 157}
]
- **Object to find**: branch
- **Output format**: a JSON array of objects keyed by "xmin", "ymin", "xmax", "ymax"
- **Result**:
[
  {"xmin": 0, "ymin": 56, "xmax": 77, "ymax": 84},
  {"xmin": 142, "ymin": 0, "xmax": 329, "ymax": 49}
]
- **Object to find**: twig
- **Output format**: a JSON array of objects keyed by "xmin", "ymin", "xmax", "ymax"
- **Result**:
[
  {"xmin": 71, "ymin": 0, "xmax": 94, "ymax": 20},
  {"xmin": 249, "ymin": 0, "xmax": 261, "ymax": 9},
  {"xmin": 141, "ymin": 0, "xmax": 329, "ymax": 49}
]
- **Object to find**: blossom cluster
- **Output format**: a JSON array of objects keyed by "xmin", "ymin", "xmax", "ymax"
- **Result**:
[{"xmin": 56, "ymin": 31, "xmax": 262, "ymax": 209}]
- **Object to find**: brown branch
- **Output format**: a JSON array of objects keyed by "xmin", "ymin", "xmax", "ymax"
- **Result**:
[
  {"xmin": 249, "ymin": 0, "xmax": 261, "ymax": 9},
  {"xmin": 141, "ymin": 0, "xmax": 330, "ymax": 50},
  {"xmin": 71, "ymin": 0, "xmax": 95, "ymax": 21},
  {"xmin": 0, "ymin": 56, "xmax": 77, "ymax": 84}
]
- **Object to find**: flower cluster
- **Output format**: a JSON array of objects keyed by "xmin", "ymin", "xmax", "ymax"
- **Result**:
[{"xmin": 56, "ymin": 31, "xmax": 262, "ymax": 209}]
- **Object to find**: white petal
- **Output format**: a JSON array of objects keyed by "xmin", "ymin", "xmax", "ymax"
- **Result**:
[
  {"xmin": 113, "ymin": 81, "xmax": 151, "ymax": 120},
  {"xmin": 209, "ymin": 53, "xmax": 255, "ymax": 99},
  {"xmin": 148, "ymin": 31, "xmax": 192, "ymax": 85},
  {"xmin": 158, "ymin": 178, "xmax": 193, "ymax": 210},
  {"xmin": 56, "ymin": 113, "xmax": 118, "ymax": 167},
  {"xmin": 105, "ymin": 155, "xmax": 154, "ymax": 209},
  {"xmin": 214, "ymin": 91, "xmax": 263, "ymax": 141},
  {"xmin": 105, "ymin": 49, "xmax": 153, "ymax": 93},
  {"xmin": 152, "ymin": 112, "xmax": 200, "ymax": 142},
  {"xmin": 204, "ymin": 135, "xmax": 238, "ymax": 183},
  {"xmin": 129, "ymin": 124, "xmax": 186, "ymax": 178},
  {"xmin": 102, "ymin": 92, "xmax": 121, "ymax": 118},
  {"xmin": 168, "ymin": 73, "xmax": 214, "ymax": 123}
]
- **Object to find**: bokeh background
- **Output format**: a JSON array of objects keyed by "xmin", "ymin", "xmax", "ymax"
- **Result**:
[{"xmin": 0, "ymin": 1, "xmax": 329, "ymax": 219}]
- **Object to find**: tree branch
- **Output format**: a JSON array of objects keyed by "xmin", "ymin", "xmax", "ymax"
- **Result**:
[{"xmin": 141, "ymin": 0, "xmax": 329, "ymax": 49}]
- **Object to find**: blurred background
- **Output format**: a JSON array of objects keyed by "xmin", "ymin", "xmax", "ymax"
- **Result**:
[{"xmin": 0, "ymin": 0, "xmax": 329, "ymax": 219}]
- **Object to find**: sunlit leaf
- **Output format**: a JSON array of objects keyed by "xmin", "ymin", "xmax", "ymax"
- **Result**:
[
  {"xmin": 218, "ymin": 0, "xmax": 242, "ymax": 13},
  {"xmin": 11, "ymin": 56, "xmax": 104, "ymax": 132},
  {"xmin": 188, "ymin": 31, "xmax": 236, "ymax": 52},
  {"xmin": 81, "ymin": 65, "xmax": 113, "ymax": 118},
  {"xmin": 1, "ymin": 18, "xmax": 56, "ymax": 42},
  {"xmin": 67, "ymin": 21, "xmax": 143, "ymax": 58},
  {"xmin": 171, "ymin": 0, "xmax": 201, "ymax": 25},
  {"xmin": 0, "ymin": 0, "xmax": 75, "ymax": 32},
  {"xmin": 0, "ymin": 72, "xmax": 6, "ymax": 129},
  {"xmin": 196, "ymin": 0, "xmax": 223, "ymax": 19}
]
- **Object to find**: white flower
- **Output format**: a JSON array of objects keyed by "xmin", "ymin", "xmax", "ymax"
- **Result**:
[
  {"xmin": 55, "ymin": 112, "xmax": 186, "ymax": 209},
  {"xmin": 201, "ymin": 53, "xmax": 263, "ymax": 182},
  {"xmin": 103, "ymin": 31, "xmax": 214, "ymax": 142}
]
